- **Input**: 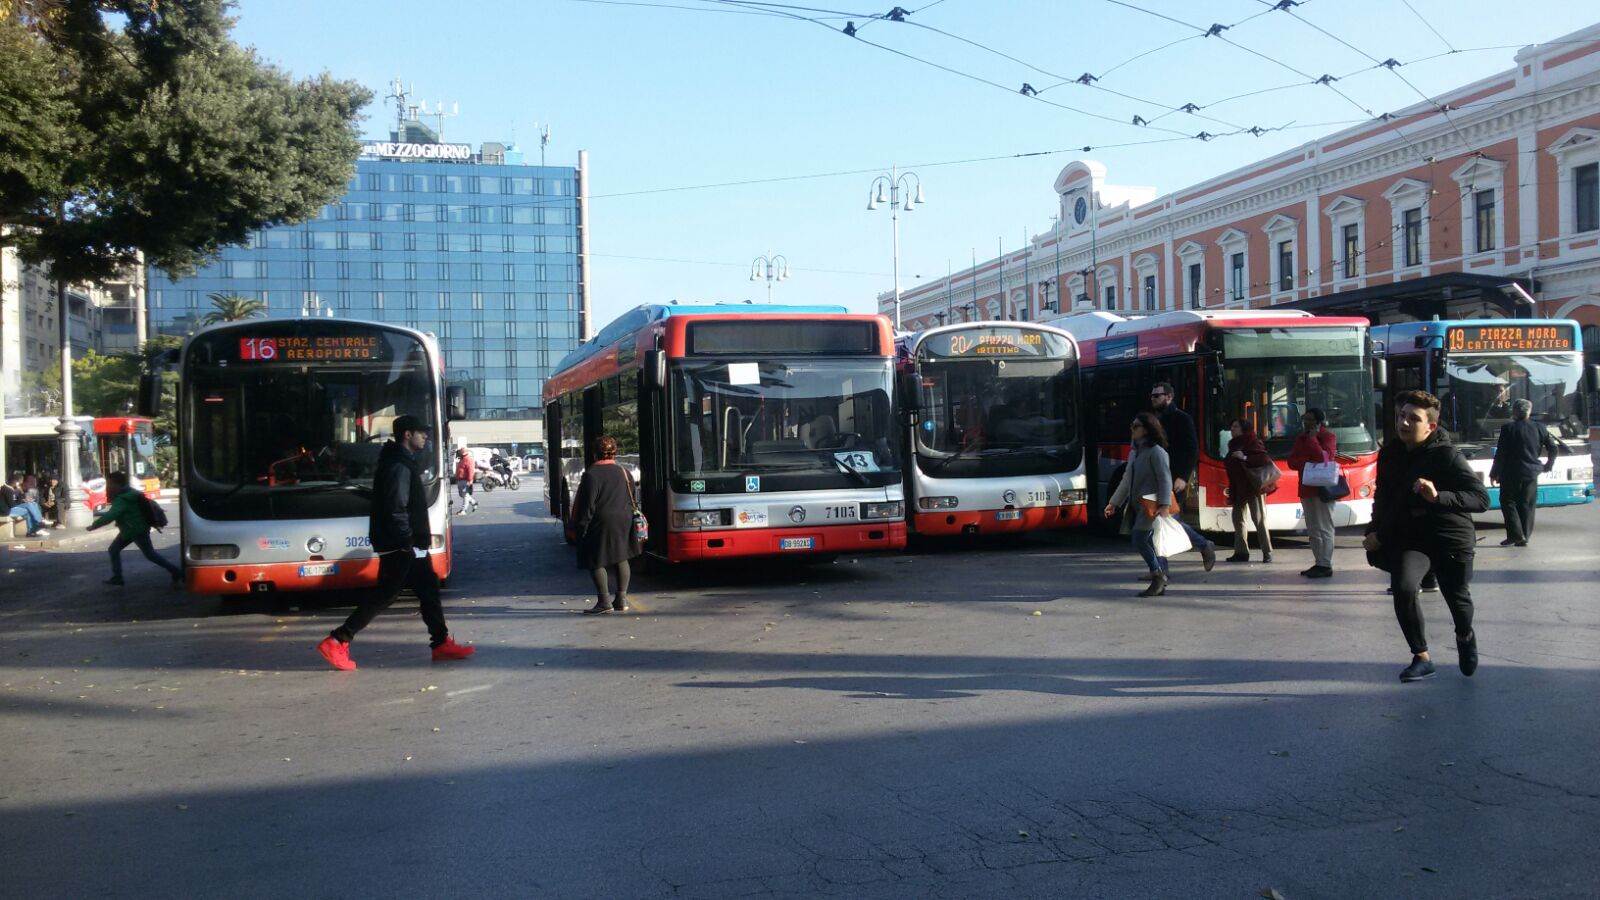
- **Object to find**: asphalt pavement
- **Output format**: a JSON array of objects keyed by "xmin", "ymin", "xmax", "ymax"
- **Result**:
[{"xmin": 2, "ymin": 480, "xmax": 1598, "ymax": 898}]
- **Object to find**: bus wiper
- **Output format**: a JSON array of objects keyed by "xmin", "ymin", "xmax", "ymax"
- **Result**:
[
  {"xmin": 829, "ymin": 453, "xmax": 871, "ymax": 486},
  {"xmin": 924, "ymin": 445, "xmax": 985, "ymax": 476}
]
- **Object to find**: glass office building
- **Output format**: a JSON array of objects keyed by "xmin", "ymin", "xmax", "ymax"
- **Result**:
[{"xmin": 147, "ymin": 128, "xmax": 583, "ymax": 446}]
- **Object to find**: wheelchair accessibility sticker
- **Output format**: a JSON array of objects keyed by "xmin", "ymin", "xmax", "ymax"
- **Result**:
[{"xmin": 745, "ymin": 476, "xmax": 760, "ymax": 492}]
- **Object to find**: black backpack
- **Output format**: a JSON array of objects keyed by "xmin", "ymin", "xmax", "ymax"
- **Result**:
[{"xmin": 139, "ymin": 491, "xmax": 168, "ymax": 531}]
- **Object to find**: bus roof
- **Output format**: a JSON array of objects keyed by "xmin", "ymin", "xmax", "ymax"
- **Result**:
[
  {"xmin": 553, "ymin": 302, "xmax": 852, "ymax": 373},
  {"xmin": 1056, "ymin": 308, "xmax": 1375, "ymax": 344}
]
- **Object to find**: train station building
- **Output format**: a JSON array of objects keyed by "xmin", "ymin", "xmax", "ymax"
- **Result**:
[
  {"xmin": 147, "ymin": 105, "xmax": 589, "ymax": 452},
  {"xmin": 882, "ymin": 21, "xmax": 1600, "ymax": 343}
]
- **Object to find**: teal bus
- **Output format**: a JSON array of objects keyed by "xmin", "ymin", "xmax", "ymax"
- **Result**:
[{"xmin": 1371, "ymin": 319, "xmax": 1595, "ymax": 508}]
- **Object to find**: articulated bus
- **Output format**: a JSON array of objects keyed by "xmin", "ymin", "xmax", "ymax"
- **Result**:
[
  {"xmin": 1063, "ymin": 310, "xmax": 1379, "ymax": 533},
  {"xmin": 544, "ymin": 303, "xmax": 906, "ymax": 563},
  {"xmin": 1371, "ymin": 319, "xmax": 1595, "ymax": 507},
  {"xmin": 895, "ymin": 322, "xmax": 1089, "ymax": 535},
  {"xmin": 3, "ymin": 416, "xmax": 160, "ymax": 511},
  {"xmin": 172, "ymin": 319, "xmax": 465, "ymax": 595}
]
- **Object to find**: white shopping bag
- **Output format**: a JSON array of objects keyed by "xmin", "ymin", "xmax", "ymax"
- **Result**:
[
  {"xmin": 1151, "ymin": 514, "xmax": 1193, "ymax": 557},
  {"xmin": 1301, "ymin": 460, "xmax": 1340, "ymax": 487}
]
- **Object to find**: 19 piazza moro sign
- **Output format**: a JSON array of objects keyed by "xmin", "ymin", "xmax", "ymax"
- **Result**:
[{"xmin": 360, "ymin": 141, "xmax": 474, "ymax": 161}]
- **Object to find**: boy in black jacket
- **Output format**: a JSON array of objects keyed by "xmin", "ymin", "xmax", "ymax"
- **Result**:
[
  {"xmin": 316, "ymin": 415, "xmax": 475, "ymax": 671},
  {"xmin": 1363, "ymin": 391, "xmax": 1489, "ymax": 683}
]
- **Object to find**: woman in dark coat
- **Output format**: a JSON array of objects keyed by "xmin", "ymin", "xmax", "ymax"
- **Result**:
[
  {"xmin": 1223, "ymin": 418, "xmax": 1274, "ymax": 563},
  {"xmin": 573, "ymin": 435, "xmax": 640, "ymax": 614}
]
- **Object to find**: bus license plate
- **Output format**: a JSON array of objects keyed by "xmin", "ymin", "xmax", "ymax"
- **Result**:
[
  {"xmin": 995, "ymin": 510, "xmax": 1022, "ymax": 521},
  {"xmin": 780, "ymin": 537, "xmax": 815, "ymax": 551},
  {"xmin": 299, "ymin": 563, "xmax": 339, "ymax": 577}
]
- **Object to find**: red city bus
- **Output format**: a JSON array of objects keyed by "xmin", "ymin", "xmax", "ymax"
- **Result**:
[
  {"xmin": 1064, "ymin": 310, "xmax": 1379, "ymax": 533},
  {"xmin": 93, "ymin": 417, "xmax": 162, "ymax": 499},
  {"xmin": 544, "ymin": 303, "xmax": 906, "ymax": 563}
]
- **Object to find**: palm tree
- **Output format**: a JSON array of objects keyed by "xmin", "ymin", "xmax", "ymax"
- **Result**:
[{"xmin": 200, "ymin": 292, "xmax": 266, "ymax": 325}]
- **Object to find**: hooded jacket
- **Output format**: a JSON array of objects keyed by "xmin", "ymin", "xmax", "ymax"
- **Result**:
[
  {"xmin": 1366, "ymin": 428, "xmax": 1488, "ymax": 556},
  {"xmin": 369, "ymin": 440, "xmax": 433, "ymax": 553}
]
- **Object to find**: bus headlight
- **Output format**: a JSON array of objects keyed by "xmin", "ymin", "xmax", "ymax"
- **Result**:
[
  {"xmin": 672, "ymin": 509, "xmax": 728, "ymax": 529},
  {"xmin": 861, "ymin": 501, "xmax": 904, "ymax": 520},
  {"xmin": 918, "ymin": 496, "xmax": 958, "ymax": 510},
  {"xmin": 189, "ymin": 544, "xmax": 240, "ymax": 561},
  {"xmin": 1571, "ymin": 466, "xmax": 1593, "ymax": 483},
  {"xmin": 1060, "ymin": 489, "xmax": 1088, "ymax": 505},
  {"xmin": 1359, "ymin": 483, "xmax": 1374, "ymax": 498}
]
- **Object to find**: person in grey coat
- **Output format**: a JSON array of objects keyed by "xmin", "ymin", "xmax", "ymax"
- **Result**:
[
  {"xmin": 1104, "ymin": 411, "xmax": 1176, "ymax": 597},
  {"xmin": 574, "ymin": 435, "xmax": 642, "ymax": 614}
]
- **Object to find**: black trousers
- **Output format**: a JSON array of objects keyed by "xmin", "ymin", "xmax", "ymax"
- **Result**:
[
  {"xmin": 1391, "ymin": 547, "xmax": 1473, "ymax": 656},
  {"xmin": 1499, "ymin": 478, "xmax": 1538, "ymax": 543},
  {"xmin": 334, "ymin": 550, "xmax": 448, "ymax": 646}
]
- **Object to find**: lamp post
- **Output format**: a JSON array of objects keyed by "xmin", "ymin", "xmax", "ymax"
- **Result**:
[
  {"xmin": 749, "ymin": 254, "xmax": 790, "ymax": 303},
  {"xmin": 867, "ymin": 166, "xmax": 925, "ymax": 330},
  {"xmin": 54, "ymin": 279, "xmax": 91, "ymax": 528}
]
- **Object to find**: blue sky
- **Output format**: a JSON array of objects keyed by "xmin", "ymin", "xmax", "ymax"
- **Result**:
[{"xmin": 230, "ymin": 0, "xmax": 1599, "ymax": 325}]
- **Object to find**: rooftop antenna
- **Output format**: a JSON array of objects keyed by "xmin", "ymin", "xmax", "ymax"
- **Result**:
[
  {"xmin": 425, "ymin": 101, "xmax": 459, "ymax": 142},
  {"xmin": 532, "ymin": 121, "xmax": 552, "ymax": 166},
  {"xmin": 386, "ymin": 76, "xmax": 411, "ymax": 133}
]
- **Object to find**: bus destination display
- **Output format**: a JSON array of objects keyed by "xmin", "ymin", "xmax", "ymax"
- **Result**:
[
  {"xmin": 1446, "ymin": 324, "xmax": 1574, "ymax": 353},
  {"xmin": 923, "ymin": 328, "xmax": 1063, "ymax": 358},
  {"xmin": 238, "ymin": 335, "xmax": 383, "ymax": 362}
]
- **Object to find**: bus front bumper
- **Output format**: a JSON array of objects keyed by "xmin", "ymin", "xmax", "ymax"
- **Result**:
[
  {"xmin": 186, "ymin": 551, "xmax": 451, "ymax": 595},
  {"xmin": 666, "ymin": 522, "xmax": 906, "ymax": 561},
  {"xmin": 1196, "ymin": 498, "xmax": 1373, "ymax": 533},
  {"xmin": 1485, "ymin": 483, "xmax": 1594, "ymax": 508},
  {"xmin": 912, "ymin": 504, "xmax": 1088, "ymax": 536}
]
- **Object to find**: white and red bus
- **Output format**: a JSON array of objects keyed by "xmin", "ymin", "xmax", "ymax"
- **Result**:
[
  {"xmin": 3, "ymin": 416, "xmax": 160, "ymax": 511},
  {"xmin": 895, "ymin": 322, "xmax": 1089, "ymax": 536},
  {"xmin": 1064, "ymin": 310, "xmax": 1379, "ymax": 533},
  {"xmin": 544, "ymin": 303, "xmax": 906, "ymax": 563},
  {"xmin": 172, "ymin": 319, "xmax": 465, "ymax": 595}
]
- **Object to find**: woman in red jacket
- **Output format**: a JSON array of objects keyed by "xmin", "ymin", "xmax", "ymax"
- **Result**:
[
  {"xmin": 1288, "ymin": 408, "xmax": 1338, "ymax": 578},
  {"xmin": 1223, "ymin": 418, "xmax": 1274, "ymax": 563}
]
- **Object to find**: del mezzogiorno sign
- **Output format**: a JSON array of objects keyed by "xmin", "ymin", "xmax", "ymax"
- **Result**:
[{"xmin": 360, "ymin": 141, "xmax": 473, "ymax": 161}]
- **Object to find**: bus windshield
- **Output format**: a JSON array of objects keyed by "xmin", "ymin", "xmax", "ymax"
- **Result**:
[
  {"xmin": 130, "ymin": 423, "xmax": 159, "ymax": 481},
  {"xmin": 184, "ymin": 328, "xmax": 440, "ymax": 521},
  {"xmin": 1212, "ymin": 327, "xmax": 1377, "ymax": 458},
  {"xmin": 913, "ymin": 357, "xmax": 1080, "ymax": 477},
  {"xmin": 671, "ymin": 358, "xmax": 900, "ymax": 492},
  {"xmin": 1439, "ymin": 352, "xmax": 1586, "ymax": 449}
]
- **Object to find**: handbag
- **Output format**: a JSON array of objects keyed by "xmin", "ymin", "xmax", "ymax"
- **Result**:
[
  {"xmin": 1319, "ymin": 474, "xmax": 1351, "ymax": 502},
  {"xmin": 1151, "ymin": 514, "xmax": 1193, "ymax": 557},
  {"xmin": 1138, "ymin": 493, "xmax": 1181, "ymax": 519},
  {"xmin": 1301, "ymin": 460, "xmax": 1340, "ymax": 487},
  {"xmin": 623, "ymin": 471, "xmax": 648, "ymax": 543},
  {"xmin": 1246, "ymin": 464, "xmax": 1281, "ymax": 496}
]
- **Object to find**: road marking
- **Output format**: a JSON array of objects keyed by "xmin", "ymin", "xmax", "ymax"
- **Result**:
[{"xmin": 445, "ymin": 684, "xmax": 494, "ymax": 698}]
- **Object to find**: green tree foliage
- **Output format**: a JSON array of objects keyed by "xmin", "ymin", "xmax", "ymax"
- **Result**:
[
  {"xmin": 0, "ymin": 0, "xmax": 372, "ymax": 284},
  {"xmin": 71, "ymin": 335, "xmax": 181, "ymax": 435},
  {"xmin": 199, "ymin": 292, "xmax": 265, "ymax": 325}
]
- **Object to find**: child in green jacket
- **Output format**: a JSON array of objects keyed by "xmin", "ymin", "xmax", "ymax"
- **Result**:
[{"xmin": 88, "ymin": 472, "xmax": 182, "ymax": 587}]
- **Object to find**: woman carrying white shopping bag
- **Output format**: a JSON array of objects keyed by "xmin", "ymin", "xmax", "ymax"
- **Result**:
[
  {"xmin": 1288, "ymin": 408, "xmax": 1340, "ymax": 579},
  {"xmin": 1103, "ymin": 411, "xmax": 1187, "ymax": 597}
]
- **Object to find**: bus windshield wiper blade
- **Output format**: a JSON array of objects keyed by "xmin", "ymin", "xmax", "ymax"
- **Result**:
[{"xmin": 829, "ymin": 453, "xmax": 870, "ymax": 485}]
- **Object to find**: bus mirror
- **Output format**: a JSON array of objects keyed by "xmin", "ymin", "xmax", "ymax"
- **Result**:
[
  {"xmin": 446, "ymin": 385, "xmax": 468, "ymax": 421},
  {"xmin": 644, "ymin": 350, "xmax": 667, "ymax": 390},
  {"xmin": 1586, "ymin": 364, "xmax": 1600, "ymax": 394},
  {"xmin": 1372, "ymin": 358, "xmax": 1388, "ymax": 390},
  {"xmin": 136, "ymin": 373, "xmax": 161, "ymax": 417}
]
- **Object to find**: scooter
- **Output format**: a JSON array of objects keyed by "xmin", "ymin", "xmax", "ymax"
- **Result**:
[{"xmin": 476, "ymin": 466, "xmax": 521, "ymax": 492}]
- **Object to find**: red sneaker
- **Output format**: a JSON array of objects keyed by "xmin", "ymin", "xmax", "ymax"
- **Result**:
[
  {"xmin": 432, "ymin": 637, "xmax": 475, "ymax": 662},
  {"xmin": 317, "ymin": 636, "xmax": 356, "ymax": 671}
]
